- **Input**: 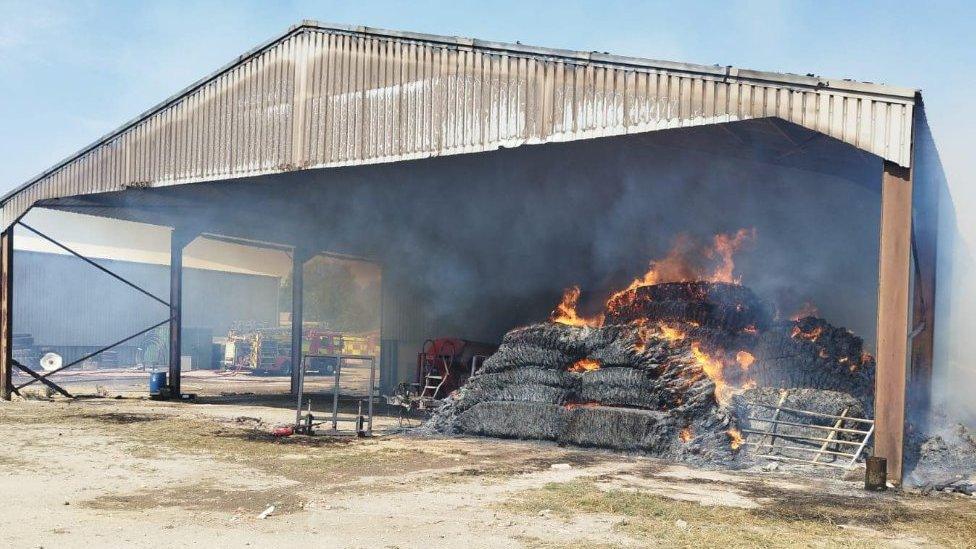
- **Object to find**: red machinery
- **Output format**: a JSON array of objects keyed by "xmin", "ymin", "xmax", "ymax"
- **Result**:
[{"xmin": 417, "ymin": 338, "xmax": 497, "ymax": 400}]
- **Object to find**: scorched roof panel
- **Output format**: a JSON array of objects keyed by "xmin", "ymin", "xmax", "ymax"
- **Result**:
[{"xmin": 0, "ymin": 20, "xmax": 919, "ymax": 229}]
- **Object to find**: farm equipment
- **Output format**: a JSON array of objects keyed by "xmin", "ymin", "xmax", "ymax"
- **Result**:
[
  {"xmin": 222, "ymin": 326, "xmax": 379, "ymax": 376},
  {"xmin": 389, "ymin": 338, "xmax": 497, "ymax": 411}
]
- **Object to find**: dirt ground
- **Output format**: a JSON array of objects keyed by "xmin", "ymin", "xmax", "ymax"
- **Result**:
[{"xmin": 1, "ymin": 395, "xmax": 975, "ymax": 549}]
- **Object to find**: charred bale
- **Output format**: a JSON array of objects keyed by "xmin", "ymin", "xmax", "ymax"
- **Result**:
[
  {"xmin": 576, "ymin": 367, "xmax": 667, "ymax": 408},
  {"xmin": 455, "ymin": 383, "xmax": 573, "ymax": 412},
  {"xmin": 560, "ymin": 406, "xmax": 674, "ymax": 452},
  {"xmin": 480, "ymin": 323, "xmax": 594, "ymax": 374},
  {"xmin": 749, "ymin": 323, "xmax": 874, "ymax": 408},
  {"xmin": 456, "ymin": 401, "xmax": 565, "ymax": 441}
]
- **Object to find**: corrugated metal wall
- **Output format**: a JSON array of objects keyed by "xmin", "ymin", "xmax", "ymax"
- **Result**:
[
  {"xmin": 13, "ymin": 251, "xmax": 279, "ymax": 346},
  {"xmin": 1, "ymin": 23, "xmax": 916, "ymax": 228}
]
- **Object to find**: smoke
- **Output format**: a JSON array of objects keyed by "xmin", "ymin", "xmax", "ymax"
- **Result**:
[
  {"xmin": 133, "ymin": 121, "xmax": 881, "ymax": 349},
  {"xmin": 37, "ymin": 121, "xmax": 891, "ymax": 396},
  {"xmin": 931, "ymin": 160, "xmax": 976, "ymax": 428}
]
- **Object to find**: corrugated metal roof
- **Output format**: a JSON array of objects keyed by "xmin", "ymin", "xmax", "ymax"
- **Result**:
[{"xmin": 1, "ymin": 20, "xmax": 920, "ymax": 229}]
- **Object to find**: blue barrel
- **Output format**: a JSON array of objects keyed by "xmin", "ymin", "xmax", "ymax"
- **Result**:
[{"xmin": 149, "ymin": 372, "xmax": 167, "ymax": 395}]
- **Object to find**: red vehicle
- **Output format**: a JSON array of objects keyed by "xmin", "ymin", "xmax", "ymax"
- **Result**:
[{"xmin": 416, "ymin": 338, "xmax": 497, "ymax": 400}]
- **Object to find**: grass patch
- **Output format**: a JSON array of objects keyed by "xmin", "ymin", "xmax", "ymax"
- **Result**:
[{"xmin": 505, "ymin": 480, "xmax": 976, "ymax": 548}]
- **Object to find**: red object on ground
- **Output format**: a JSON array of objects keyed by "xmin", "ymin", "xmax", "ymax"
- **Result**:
[{"xmin": 272, "ymin": 426, "xmax": 294, "ymax": 437}]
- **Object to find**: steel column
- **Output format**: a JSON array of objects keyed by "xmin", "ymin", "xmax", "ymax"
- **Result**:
[
  {"xmin": 168, "ymin": 230, "xmax": 194, "ymax": 397},
  {"xmin": 290, "ymin": 248, "xmax": 308, "ymax": 395},
  {"xmin": 874, "ymin": 161, "xmax": 913, "ymax": 485},
  {"xmin": 0, "ymin": 229, "xmax": 12, "ymax": 400}
]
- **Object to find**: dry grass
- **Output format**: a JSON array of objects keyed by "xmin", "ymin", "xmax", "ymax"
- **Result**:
[
  {"xmin": 505, "ymin": 479, "xmax": 976, "ymax": 548},
  {"xmin": 86, "ymin": 481, "xmax": 306, "ymax": 515},
  {"xmin": 0, "ymin": 402, "xmax": 462, "ymax": 488}
]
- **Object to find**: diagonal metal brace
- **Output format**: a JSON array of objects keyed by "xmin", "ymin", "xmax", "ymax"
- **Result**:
[
  {"xmin": 12, "ymin": 359, "xmax": 72, "ymax": 398},
  {"xmin": 17, "ymin": 221, "xmax": 170, "ymax": 308},
  {"xmin": 15, "ymin": 317, "xmax": 173, "ymax": 392}
]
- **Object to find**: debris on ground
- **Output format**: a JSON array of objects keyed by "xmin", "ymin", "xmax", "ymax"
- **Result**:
[{"xmin": 907, "ymin": 423, "xmax": 976, "ymax": 495}]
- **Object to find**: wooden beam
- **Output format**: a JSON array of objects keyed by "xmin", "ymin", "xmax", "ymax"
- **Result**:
[
  {"xmin": 0, "ymin": 229, "xmax": 12, "ymax": 401},
  {"xmin": 875, "ymin": 161, "xmax": 913, "ymax": 485}
]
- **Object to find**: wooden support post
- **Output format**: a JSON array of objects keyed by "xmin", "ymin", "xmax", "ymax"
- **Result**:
[
  {"xmin": 169, "ymin": 230, "xmax": 195, "ymax": 398},
  {"xmin": 290, "ymin": 248, "xmax": 308, "ymax": 395},
  {"xmin": 0, "ymin": 229, "xmax": 12, "ymax": 401},
  {"xmin": 875, "ymin": 161, "xmax": 913, "ymax": 485}
]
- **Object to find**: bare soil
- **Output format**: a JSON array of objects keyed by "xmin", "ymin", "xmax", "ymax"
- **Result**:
[{"xmin": 1, "ymin": 396, "xmax": 974, "ymax": 548}]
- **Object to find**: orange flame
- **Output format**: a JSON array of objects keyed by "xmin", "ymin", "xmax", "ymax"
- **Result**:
[
  {"xmin": 727, "ymin": 428, "xmax": 744, "ymax": 450},
  {"xmin": 568, "ymin": 358, "xmax": 601, "ymax": 373},
  {"xmin": 790, "ymin": 301, "xmax": 819, "ymax": 321},
  {"xmin": 550, "ymin": 286, "xmax": 605, "ymax": 327},
  {"xmin": 707, "ymin": 229, "xmax": 756, "ymax": 284},
  {"xmin": 791, "ymin": 324, "xmax": 823, "ymax": 342},
  {"xmin": 606, "ymin": 229, "xmax": 756, "ymax": 309},
  {"xmin": 548, "ymin": 230, "xmax": 760, "ymax": 407},
  {"xmin": 691, "ymin": 343, "xmax": 731, "ymax": 405},
  {"xmin": 659, "ymin": 324, "xmax": 686, "ymax": 343},
  {"xmin": 680, "ymin": 427, "xmax": 694, "ymax": 443}
]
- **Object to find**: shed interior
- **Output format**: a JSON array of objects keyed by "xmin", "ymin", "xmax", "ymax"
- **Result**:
[{"xmin": 26, "ymin": 118, "xmax": 884, "ymax": 392}]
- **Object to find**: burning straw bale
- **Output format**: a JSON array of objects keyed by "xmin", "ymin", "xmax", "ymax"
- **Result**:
[
  {"xmin": 606, "ymin": 281, "xmax": 772, "ymax": 332},
  {"xmin": 430, "ymin": 279, "xmax": 876, "ymax": 466},
  {"xmin": 433, "ymin": 321, "xmax": 738, "ymax": 462},
  {"xmin": 748, "ymin": 318, "xmax": 875, "ymax": 409}
]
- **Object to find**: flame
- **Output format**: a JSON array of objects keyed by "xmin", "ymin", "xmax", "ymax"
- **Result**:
[
  {"xmin": 659, "ymin": 324, "xmax": 686, "ymax": 343},
  {"xmin": 547, "ymin": 229, "xmax": 759, "ymax": 407},
  {"xmin": 735, "ymin": 351, "xmax": 755, "ymax": 369},
  {"xmin": 550, "ymin": 286, "xmax": 605, "ymax": 327},
  {"xmin": 680, "ymin": 427, "xmax": 694, "ymax": 443},
  {"xmin": 606, "ymin": 229, "xmax": 756, "ymax": 309},
  {"xmin": 791, "ymin": 324, "xmax": 823, "ymax": 342},
  {"xmin": 727, "ymin": 428, "xmax": 744, "ymax": 450},
  {"xmin": 707, "ymin": 229, "xmax": 756, "ymax": 283},
  {"xmin": 691, "ymin": 343, "xmax": 731, "ymax": 404},
  {"xmin": 568, "ymin": 358, "xmax": 601, "ymax": 373},
  {"xmin": 790, "ymin": 301, "xmax": 820, "ymax": 321}
]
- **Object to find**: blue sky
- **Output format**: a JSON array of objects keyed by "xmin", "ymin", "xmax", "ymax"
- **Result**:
[{"xmin": 1, "ymin": 0, "xmax": 974, "ymax": 237}]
